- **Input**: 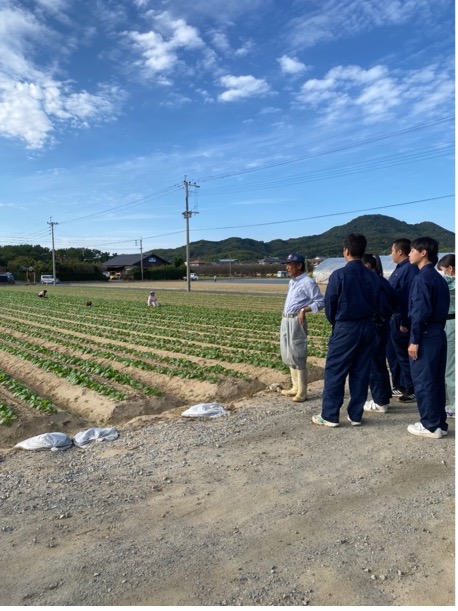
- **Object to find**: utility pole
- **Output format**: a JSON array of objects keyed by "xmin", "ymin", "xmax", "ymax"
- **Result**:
[
  {"xmin": 182, "ymin": 177, "xmax": 199, "ymax": 293},
  {"xmin": 136, "ymin": 238, "xmax": 144, "ymax": 281},
  {"xmin": 47, "ymin": 218, "xmax": 58, "ymax": 286}
]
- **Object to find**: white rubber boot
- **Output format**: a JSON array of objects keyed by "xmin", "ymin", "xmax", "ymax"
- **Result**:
[
  {"xmin": 293, "ymin": 368, "xmax": 308, "ymax": 402},
  {"xmin": 281, "ymin": 368, "xmax": 298, "ymax": 396}
]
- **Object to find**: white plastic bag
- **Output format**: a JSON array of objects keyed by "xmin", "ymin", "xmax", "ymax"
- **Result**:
[
  {"xmin": 15, "ymin": 432, "xmax": 73, "ymax": 452},
  {"xmin": 73, "ymin": 427, "xmax": 119, "ymax": 448},
  {"xmin": 181, "ymin": 403, "xmax": 229, "ymax": 418}
]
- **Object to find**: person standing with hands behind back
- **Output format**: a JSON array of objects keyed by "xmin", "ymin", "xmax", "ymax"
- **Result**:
[
  {"xmin": 406, "ymin": 238, "xmax": 449, "ymax": 439},
  {"xmin": 312, "ymin": 233, "xmax": 384, "ymax": 427},
  {"xmin": 388, "ymin": 239, "xmax": 418, "ymax": 402},
  {"xmin": 280, "ymin": 253, "xmax": 325, "ymax": 403}
]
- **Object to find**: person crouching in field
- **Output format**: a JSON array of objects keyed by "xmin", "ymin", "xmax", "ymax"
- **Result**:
[{"xmin": 147, "ymin": 291, "xmax": 159, "ymax": 307}]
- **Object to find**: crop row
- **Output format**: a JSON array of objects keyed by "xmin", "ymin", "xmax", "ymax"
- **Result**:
[
  {"xmin": 0, "ymin": 370, "xmax": 55, "ymax": 414},
  {"xmin": 3, "ymin": 318, "xmax": 248, "ymax": 383},
  {"xmin": 2, "ymin": 299, "xmax": 329, "ymax": 360}
]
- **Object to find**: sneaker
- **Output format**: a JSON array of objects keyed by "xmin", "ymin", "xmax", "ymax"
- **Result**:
[
  {"xmin": 392, "ymin": 387, "xmax": 405, "ymax": 397},
  {"xmin": 446, "ymin": 412, "xmax": 455, "ymax": 418},
  {"xmin": 399, "ymin": 393, "xmax": 416, "ymax": 403},
  {"xmin": 363, "ymin": 400, "xmax": 388, "ymax": 413},
  {"xmin": 347, "ymin": 416, "xmax": 362, "ymax": 426},
  {"xmin": 407, "ymin": 422, "xmax": 443, "ymax": 439},
  {"xmin": 445, "ymin": 406, "xmax": 455, "ymax": 418},
  {"xmin": 312, "ymin": 414, "xmax": 339, "ymax": 427}
]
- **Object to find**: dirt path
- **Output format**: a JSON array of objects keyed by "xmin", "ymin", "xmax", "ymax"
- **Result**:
[{"xmin": 0, "ymin": 382, "xmax": 454, "ymax": 606}]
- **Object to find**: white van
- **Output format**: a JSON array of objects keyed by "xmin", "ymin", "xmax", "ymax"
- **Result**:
[{"xmin": 40, "ymin": 275, "xmax": 60, "ymax": 284}]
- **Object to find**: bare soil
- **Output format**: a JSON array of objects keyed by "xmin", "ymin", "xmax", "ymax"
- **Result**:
[
  {"xmin": 0, "ymin": 379, "xmax": 454, "ymax": 606},
  {"xmin": 0, "ymin": 282, "xmax": 454, "ymax": 605}
]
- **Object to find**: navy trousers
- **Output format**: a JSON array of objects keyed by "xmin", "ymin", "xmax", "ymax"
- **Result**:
[
  {"xmin": 370, "ymin": 322, "xmax": 392, "ymax": 405},
  {"xmin": 410, "ymin": 324, "xmax": 448, "ymax": 432},
  {"xmin": 322, "ymin": 319, "xmax": 376, "ymax": 423},
  {"xmin": 390, "ymin": 314, "xmax": 414, "ymax": 392}
]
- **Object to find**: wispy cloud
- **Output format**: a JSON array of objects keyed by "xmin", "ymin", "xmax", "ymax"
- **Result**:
[
  {"xmin": 286, "ymin": 0, "xmax": 450, "ymax": 48},
  {"xmin": 296, "ymin": 62, "xmax": 454, "ymax": 122},
  {"xmin": 218, "ymin": 75, "xmax": 270, "ymax": 102}
]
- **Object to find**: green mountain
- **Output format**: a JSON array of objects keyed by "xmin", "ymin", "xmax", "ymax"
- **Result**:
[{"xmin": 154, "ymin": 214, "xmax": 455, "ymax": 261}]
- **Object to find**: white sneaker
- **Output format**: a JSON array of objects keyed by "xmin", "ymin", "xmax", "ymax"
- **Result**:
[
  {"xmin": 407, "ymin": 422, "xmax": 443, "ymax": 439},
  {"xmin": 363, "ymin": 400, "xmax": 388, "ymax": 413},
  {"xmin": 347, "ymin": 416, "xmax": 362, "ymax": 426}
]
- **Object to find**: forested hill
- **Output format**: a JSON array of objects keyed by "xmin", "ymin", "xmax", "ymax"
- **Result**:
[{"xmin": 154, "ymin": 214, "xmax": 455, "ymax": 262}]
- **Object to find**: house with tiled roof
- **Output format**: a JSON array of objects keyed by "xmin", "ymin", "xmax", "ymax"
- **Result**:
[{"xmin": 103, "ymin": 251, "xmax": 170, "ymax": 274}]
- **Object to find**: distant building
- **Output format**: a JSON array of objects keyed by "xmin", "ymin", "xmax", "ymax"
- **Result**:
[
  {"xmin": 103, "ymin": 251, "xmax": 170, "ymax": 275},
  {"xmin": 190, "ymin": 260, "xmax": 207, "ymax": 266},
  {"xmin": 258, "ymin": 256, "xmax": 282, "ymax": 265}
]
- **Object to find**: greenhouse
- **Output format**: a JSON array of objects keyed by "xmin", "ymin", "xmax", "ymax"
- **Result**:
[{"xmin": 313, "ymin": 254, "xmax": 451, "ymax": 284}]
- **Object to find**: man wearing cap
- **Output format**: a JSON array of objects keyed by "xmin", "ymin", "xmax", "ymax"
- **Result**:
[{"xmin": 280, "ymin": 252, "xmax": 325, "ymax": 402}]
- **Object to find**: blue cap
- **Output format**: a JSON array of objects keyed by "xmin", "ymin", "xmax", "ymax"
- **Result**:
[{"xmin": 282, "ymin": 253, "xmax": 305, "ymax": 264}]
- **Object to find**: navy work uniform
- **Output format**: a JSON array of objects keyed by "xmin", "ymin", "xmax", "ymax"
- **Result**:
[
  {"xmin": 369, "ymin": 275, "xmax": 396, "ymax": 406},
  {"xmin": 322, "ymin": 260, "xmax": 383, "ymax": 424},
  {"xmin": 389, "ymin": 258, "xmax": 418, "ymax": 393},
  {"xmin": 408, "ymin": 264, "xmax": 450, "ymax": 433}
]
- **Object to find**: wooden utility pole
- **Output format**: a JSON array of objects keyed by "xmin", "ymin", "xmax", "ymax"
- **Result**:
[{"xmin": 182, "ymin": 177, "xmax": 199, "ymax": 292}]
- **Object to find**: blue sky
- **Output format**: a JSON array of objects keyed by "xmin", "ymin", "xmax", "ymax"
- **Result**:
[{"xmin": 0, "ymin": 0, "xmax": 454, "ymax": 254}]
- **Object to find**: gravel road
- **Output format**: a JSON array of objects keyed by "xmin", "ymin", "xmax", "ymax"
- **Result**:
[{"xmin": 0, "ymin": 382, "xmax": 454, "ymax": 606}]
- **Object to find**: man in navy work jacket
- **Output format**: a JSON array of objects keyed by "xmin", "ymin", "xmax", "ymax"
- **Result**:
[
  {"xmin": 406, "ymin": 237, "xmax": 450, "ymax": 439},
  {"xmin": 388, "ymin": 238, "xmax": 419, "ymax": 402},
  {"xmin": 312, "ymin": 233, "xmax": 387, "ymax": 427}
]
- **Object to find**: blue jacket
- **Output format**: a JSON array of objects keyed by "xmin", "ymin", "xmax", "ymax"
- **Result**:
[
  {"xmin": 389, "ymin": 258, "xmax": 419, "ymax": 327},
  {"xmin": 325, "ymin": 259, "xmax": 381, "ymax": 325},
  {"xmin": 408, "ymin": 264, "xmax": 450, "ymax": 344}
]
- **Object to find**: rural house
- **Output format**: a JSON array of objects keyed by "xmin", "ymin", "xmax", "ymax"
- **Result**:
[{"xmin": 103, "ymin": 251, "xmax": 170, "ymax": 276}]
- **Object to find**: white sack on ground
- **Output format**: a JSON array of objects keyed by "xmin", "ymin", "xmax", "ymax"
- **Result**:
[
  {"xmin": 15, "ymin": 432, "xmax": 73, "ymax": 452},
  {"xmin": 181, "ymin": 403, "xmax": 229, "ymax": 418},
  {"xmin": 73, "ymin": 427, "xmax": 119, "ymax": 448}
]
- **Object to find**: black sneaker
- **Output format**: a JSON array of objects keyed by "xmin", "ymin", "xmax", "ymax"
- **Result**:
[
  {"xmin": 392, "ymin": 387, "xmax": 406, "ymax": 397},
  {"xmin": 399, "ymin": 393, "xmax": 416, "ymax": 403}
]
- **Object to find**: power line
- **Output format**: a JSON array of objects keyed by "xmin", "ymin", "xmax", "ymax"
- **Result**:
[
  {"xmin": 197, "ymin": 115, "xmax": 454, "ymax": 183},
  {"xmin": 199, "ymin": 143, "xmax": 454, "ymax": 196},
  {"xmin": 64, "ymin": 194, "xmax": 454, "ymax": 252},
  {"xmin": 190, "ymin": 195, "xmax": 455, "ymax": 233}
]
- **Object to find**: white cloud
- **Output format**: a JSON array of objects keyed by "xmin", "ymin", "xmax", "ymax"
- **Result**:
[
  {"xmin": 0, "ymin": 2, "xmax": 124, "ymax": 149},
  {"xmin": 296, "ymin": 62, "xmax": 453, "ymax": 123},
  {"xmin": 277, "ymin": 54, "xmax": 308, "ymax": 75},
  {"xmin": 234, "ymin": 40, "xmax": 254, "ymax": 57},
  {"xmin": 286, "ymin": 0, "xmax": 449, "ymax": 48},
  {"xmin": 218, "ymin": 75, "xmax": 270, "ymax": 102},
  {"xmin": 127, "ymin": 11, "xmax": 204, "ymax": 75},
  {"xmin": 0, "ymin": 79, "xmax": 121, "ymax": 149}
]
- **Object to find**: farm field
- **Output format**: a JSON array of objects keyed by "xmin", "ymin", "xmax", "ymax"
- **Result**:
[{"xmin": 0, "ymin": 283, "xmax": 330, "ymax": 447}]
